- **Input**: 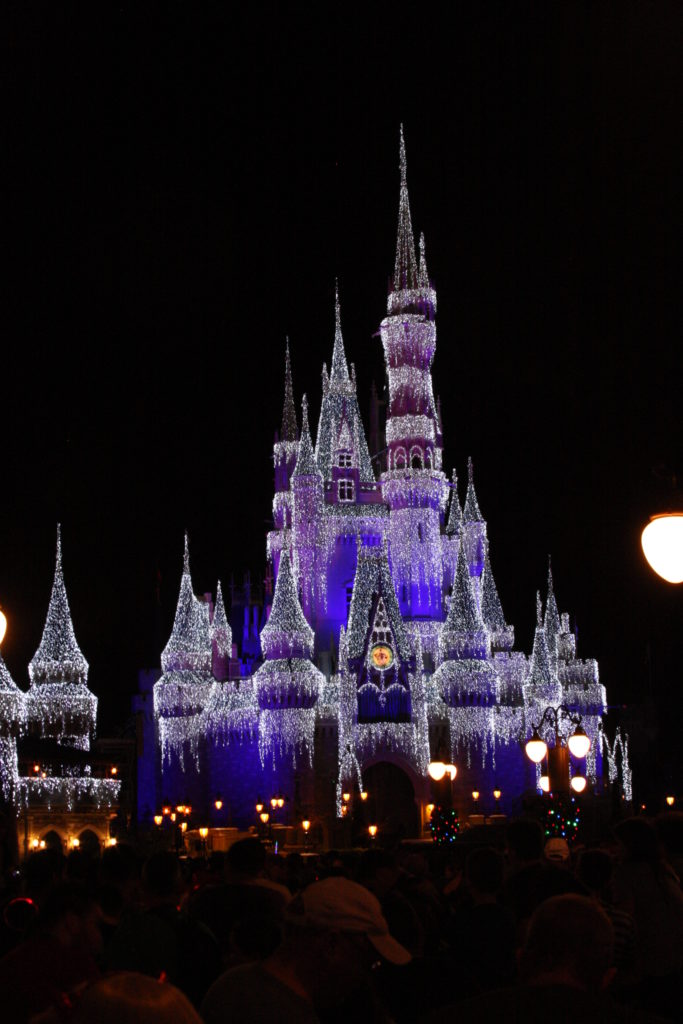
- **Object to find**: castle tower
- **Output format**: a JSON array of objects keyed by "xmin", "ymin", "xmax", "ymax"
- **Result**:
[
  {"xmin": 268, "ymin": 342, "xmax": 299, "ymax": 577},
  {"xmin": 210, "ymin": 581, "xmax": 232, "ymax": 682},
  {"xmin": 253, "ymin": 550, "xmax": 323, "ymax": 764},
  {"xmin": 0, "ymin": 649, "xmax": 24, "ymax": 799},
  {"xmin": 380, "ymin": 128, "xmax": 448, "ymax": 630},
  {"xmin": 462, "ymin": 458, "xmax": 488, "ymax": 609},
  {"xmin": 26, "ymin": 526, "xmax": 97, "ymax": 749},
  {"xmin": 291, "ymin": 395, "xmax": 324, "ymax": 620}
]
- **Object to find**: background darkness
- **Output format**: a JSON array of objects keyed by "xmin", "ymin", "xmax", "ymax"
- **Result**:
[{"xmin": 1, "ymin": 2, "xmax": 680, "ymax": 798}]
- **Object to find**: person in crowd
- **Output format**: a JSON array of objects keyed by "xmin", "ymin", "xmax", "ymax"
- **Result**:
[
  {"xmin": 104, "ymin": 849, "xmax": 221, "ymax": 1006},
  {"xmin": 0, "ymin": 881, "xmax": 102, "ymax": 1023},
  {"xmin": 201, "ymin": 875, "xmax": 411, "ymax": 1023},
  {"xmin": 448, "ymin": 845, "xmax": 516, "ymax": 990},
  {"xmin": 425, "ymin": 894, "xmax": 667, "ymax": 1023},
  {"xmin": 576, "ymin": 847, "xmax": 637, "ymax": 982},
  {"xmin": 654, "ymin": 812, "xmax": 683, "ymax": 887},
  {"xmin": 31, "ymin": 970, "xmax": 204, "ymax": 1024}
]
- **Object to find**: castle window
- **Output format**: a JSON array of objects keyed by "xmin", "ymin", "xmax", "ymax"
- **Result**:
[
  {"xmin": 338, "ymin": 479, "xmax": 354, "ymax": 502},
  {"xmin": 410, "ymin": 445, "xmax": 423, "ymax": 470},
  {"xmin": 394, "ymin": 447, "xmax": 406, "ymax": 470},
  {"xmin": 418, "ymin": 524, "xmax": 423, "ymax": 542},
  {"xmin": 337, "ymin": 451, "xmax": 353, "ymax": 468},
  {"xmin": 424, "ymin": 448, "xmax": 432, "ymax": 469}
]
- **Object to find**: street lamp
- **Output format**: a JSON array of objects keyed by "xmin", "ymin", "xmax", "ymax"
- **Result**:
[
  {"xmin": 368, "ymin": 825, "xmax": 378, "ymax": 839},
  {"xmin": 525, "ymin": 705, "xmax": 591, "ymax": 794},
  {"xmin": 214, "ymin": 798, "xmax": 223, "ymax": 811},
  {"xmin": 641, "ymin": 513, "xmax": 683, "ymax": 584},
  {"xmin": 154, "ymin": 814, "xmax": 163, "ymax": 826},
  {"xmin": 0, "ymin": 608, "xmax": 7, "ymax": 645}
]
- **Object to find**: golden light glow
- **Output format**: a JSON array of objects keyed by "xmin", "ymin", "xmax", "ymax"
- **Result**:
[
  {"xmin": 185, "ymin": 805, "xmax": 192, "ymax": 815},
  {"xmin": 214, "ymin": 799, "xmax": 223, "ymax": 810},
  {"xmin": 539, "ymin": 776, "xmax": 550, "ymax": 793},
  {"xmin": 110, "ymin": 766, "xmax": 118, "ymax": 776},
  {"xmin": 31, "ymin": 838, "xmax": 39, "ymax": 849},
  {"xmin": 260, "ymin": 812, "xmax": 269, "ymax": 824},
  {"xmin": 446, "ymin": 764, "xmax": 457, "ymax": 781},
  {"xmin": 71, "ymin": 838, "xmax": 80, "ymax": 848},
  {"xmin": 359, "ymin": 791, "xmax": 368, "ymax": 802},
  {"xmin": 428, "ymin": 761, "xmax": 447, "ymax": 781},
  {"xmin": 471, "ymin": 791, "xmax": 480, "ymax": 801},
  {"xmin": 302, "ymin": 819, "xmax": 311, "ymax": 832},
  {"xmin": 255, "ymin": 802, "xmax": 264, "ymax": 814},
  {"xmin": 162, "ymin": 805, "xmax": 171, "ymax": 815},
  {"xmin": 340, "ymin": 804, "xmax": 348, "ymax": 816},
  {"xmin": 567, "ymin": 727, "xmax": 591, "ymax": 759},
  {"xmin": 666, "ymin": 795, "xmax": 675, "ymax": 807},
  {"xmin": 170, "ymin": 813, "xmax": 177, "ymax": 822},
  {"xmin": 493, "ymin": 789, "xmax": 502, "ymax": 801},
  {"xmin": 0, "ymin": 609, "xmax": 7, "ymax": 645},
  {"xmin": 525, "ymin": 731, "xmax": 548, "ymax": 764},
  {"xmin": 342, "ymin": 792, "xmax": 351, "ymax": 803},
  {"xmin": 199, "ymin": 827, "xmax": 209, "ymax": 838},
  {"xmin": 368, "ymin": 825, "xmax": 378, "ymax": 838},
  {"xmin": 39, "ymin": 840, "xmax": 45, "ymax": 849},
  {"xmin": 570, "ymin": 776, "xmax": 587, "ymax": 794},
  {"xmin": 180, "ymin": 822, "xmax": 187, "ymax": 833},
  {"xmin": 33, "ymin": 764, "xmax": 40, "ymax": 774},
  {"xmin": 426, "ymin": 803, "xmax": 435, "ymax": 818},
  {"xmin": 641, "ymin": 514, "xmax": 683, "ymax": 584},
  {"xmin": 271, "ymin": 797, "xmax": 278, "ymax": 809},
  {"xmin": 108, "ymin": 838, "xmax": 117, "ymax": 846},
  {"xmin": 176, "ymin": 805, "xmax": 185, "ymax": 814},
  {"xmin": 277, "ymin": 797, "xmax": 284, "ymax": 808},
  {"xmin": 154, "ymin": 815, "xmax": 163, "ymax": 826}
]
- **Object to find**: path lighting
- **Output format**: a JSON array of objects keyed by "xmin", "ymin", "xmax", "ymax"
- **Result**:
[
  {"xmin": 570, "ymin": 776, "xmax": 587, "ymax": 794},
  {"xmin": 259, "ymin": 811, "xmax": 269, "ymax": 824},
  {"xmin": 214, "ymin": 798, "xmax": 223, "ymax": 811},
  {"xmin": 493, "ymin": 789, "xmax": 502, "ymax": 802},
  {"xmin": 162, "ymin": 805, "xmax": 171, "ymax": 815},
  {"xmin": 255, "ymin": 800, "xmax": 264, "ymax": 814},
  {"xmin": 170, "ymin": 813, "xmax": 176, "ymax": 822},
  {"xmin": 525, "ymin": 705, "xmax": 591, "ymax": 794},
  {"xmin": 567, "ymin": 726, "xmax": 591, "ymax": 759},
  {"xmin": 359, "ymin": 791, "xmax": 368, "ymax": 802},
  {"xmin": 110, "ymin": 766, "xmax": 118, "ymax": 776},
  {"xmin": 666, "ymin": 796, "xmax": 675, "ymax": 807},
  {"xmin": 199, "ymin": 827, "xmax": 209, "ymax": 839},
  {"xmin": 368, "ymin": 825, "xmax": 378, "ymax": 839},
  {"xmin": 154, "ymin": 815, "xmax": 163, "ymax": 826},
  {"xmin": 342, "ymin": 791, "xmax": 351, "ymax": 803},
  {"xmin": 302, "ymin": 819, "xmax": 311, "ymax": 832},
  {"xmin": 471, "ymin": 791, "xmax": 480, "ymax": 803},
  {"xmin": 525, "ymin": 729, "xmax": 548, "ymax": 764},
  {"xmin": 276, "ymin": 796, "xmax": 285, "ymax": 809},
  {"xmin": 641, "ymin": 513, "xmax": 683, "ymax": 584},
  {"xmin": 180, "ymin": 822, "xmax": 187, "ymax": 834}
]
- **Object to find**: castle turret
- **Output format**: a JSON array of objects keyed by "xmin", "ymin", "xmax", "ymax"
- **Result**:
[
  {"xmin": 462, "ymin": 458, "xmax": 488, "ymax": 605},
  {"xmin": 291, "ymin": 395, "xmax": 324, "ymax": 619},
  {"xmin": 253, "ymin": 550, "xmax": 323, "ymax": 764},
  {"xmin": 523, "ymin": 593, "xmax": 562, "ymax": 719},
  {"xmin": 482, "ymin": 551, "xmax": 514, "ymax": 651},
  {"xmin": 544, "ymin": 559, "xmax": 561, "ymax": 672},
  {"xmin": 0, "ymin": 649, "xmax": 24, "ymax": 799},
  {"xmin": 380, "ymin": 127, "xmax": 448, "ymax": 625},
  {"xmin": 26, "ymin": 526, "xmax": 96, "ymax": 749},
  {"xmin": 268, "ymin": 342, "xmax": 299, "ymax": 577},
  {"xmin": 210, "ymin": 581, "xmax": 232, "ymax": 681}
]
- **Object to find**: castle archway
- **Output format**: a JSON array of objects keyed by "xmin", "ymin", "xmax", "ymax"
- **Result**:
[{"xmin": 362, "ymin": 761, "xmax": 420, "ymax": 840}]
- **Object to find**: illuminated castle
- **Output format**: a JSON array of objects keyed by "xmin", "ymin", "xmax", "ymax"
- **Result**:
[{"xmin": 147, "ymin": 131, "xmax": 630, "ymax": 833}]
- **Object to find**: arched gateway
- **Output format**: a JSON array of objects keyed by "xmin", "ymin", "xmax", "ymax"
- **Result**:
[{"xmin": 363, "ymin": 761, "xmax": 420, "ymax": 840}]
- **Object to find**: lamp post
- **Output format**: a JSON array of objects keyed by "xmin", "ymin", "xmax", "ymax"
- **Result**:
[
  {"xmin": 525, "ymin": 705, "xmax": 591, "ymax": 794},
  {"xmin": 641, "ymin": 513, "xmax": 683, "ymax": 584}
]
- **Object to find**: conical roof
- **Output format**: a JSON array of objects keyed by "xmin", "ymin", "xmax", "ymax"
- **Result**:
[
  {"xmin": 525, "ymin": 592, "xmax": 557, "ymax": 691},
  {"xmin": 330, "ymin": 283, "xmax": 351, "ymax": 387},
  {"xmin": 446, "ymin": 542, "xmax": 484, "ymax": 635},
  {"xmin": 393, "ymin": 125, "xmax": 418, "ymax": 292},
  {"xmin": 346, "ymin": 542, "xmax": 411, "ymax": 663},
  {"xmin": 544, "ymin": 560, "xmax": 561, "ymax": 651},
  {"xmin": 260, "ymin": 550, "xmax": 314, "ymax": 659},
  {"xmin": 280, "ymin": 340, "xmax": 298, "ymax": 442},
  {"xmin": 29, "ymin": 526, "xmax": 89, "ymax": 686},
  {"xmin": 482, "ymin": 552, "xmax": 506, "ymax": 630},
  {"xmin": 292, "ymin": 396, "xmax": 321, "ymax": 479},
  {"xmin": 445, "ymin": 469, "xmax": 463, "ymax": 535},
  {"xmin": 161, "ymin": 534, "xmax": 212, "ymax": 674},
  {"xmin": 0, "ymin": 648, "xmax": 25, "ymax": 728},
  {"xmin": 463, "ymin": 457, "xmax": 484, "ymax": 522},
  {"xmin": 211, "ymin": 581, "xmax": 232, "ymax": 657}
]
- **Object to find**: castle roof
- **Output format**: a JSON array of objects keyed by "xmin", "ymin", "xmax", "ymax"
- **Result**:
[
  {"xmin": 463, "ymin": 457, "xmax": 484, "ymax": 523},
  {"xmin": 346, "ymin": 542, "xmax": 411, "ymax": 664},
  {"xmin": 445, "ymin": 469, "xmax": 463, "ymax": 535},
  {"xmin": 393, "ymin": 125, "xmax": 418, "ymax": 294},
  {"xmin": 211, "ymin": 581, "xmax": 232, "ymax": 657},
  {"xmin": 161, "ymin": 534, "xmax": 212, "ymax": 674},
  {"xmin": 292, "ymin": 395, "xmax": 321, "ymax": 479},
  {"xmin": 29, "ymin": 525, "xmax": 89, "ymax": 687},
  {"xmin": 482, "ymin": 551, "xmax": 506, "ymax": 631},
  {"xmin": 280, "ymin": 339, "xmax": 298, "ymax": 443},
  {"xmin": 260, "ymin": 549, "xmax": 314, "ymax": 659}
]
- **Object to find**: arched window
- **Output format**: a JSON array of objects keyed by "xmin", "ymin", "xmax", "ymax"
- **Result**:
[
  {"xmin": 424, "ymin": 447, "xmax": 432, "ymax": 469},
  {"xmin": 394, "ymin": 447, "xmax": 406, "ymax": 470},
  {"xmin": 410, "ymin": 445, "xmax": 423, "ymax": 470}
]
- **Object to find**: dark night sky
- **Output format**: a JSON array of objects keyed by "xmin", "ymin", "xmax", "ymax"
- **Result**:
[{"xmin": 2, "ymin": 3, "xmax": 681, "ymax": 788}]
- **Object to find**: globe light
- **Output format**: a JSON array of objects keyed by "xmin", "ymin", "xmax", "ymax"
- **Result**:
[
  {"xmin": 471, "ymin": 790, "xmax": 480, "ymax": 802},
  {"xmin": 180, "ymin": 822, "xmax": 187, "ymax": 833},
  {"xmin": 108, "ymin": 838, "xmax": 118, "ymax": 847},
  {"xmin": 255, "ymin": 801, "xmax": 264, "ymax": 814},
  {"xmin": 170, "ymin": 813, "xmax": 176, "ymax": 822},
  {"xmin": 426, "ymin": 803, "xmax": 435, "ymax": 819},
  {"xmin": 162, "ymin": 805, "xmax": 171, "ymax": 816},
  {"xmin": 567, "ymin": 726, "xmax": 591, "ymax": 759},
  {"xmin": 539, "ymin": 776, "xmax": 550, "ymax": 793},
  {"xmin": 493, "ymin": 789, "xmax": 502, "ymax": 801},
  {"xmin": 214, "ymin": 799, "xmax": 223, "ymax": 811},
  {"xmin": 525, "ymin": 730, "xmax": 548, "ymax": 764},
  {"xmin": 446, "ymin": 764, "xmax": 457, "ymax": 781},
  {"xmin": 302, "ymin": 819, "xmax": 311, "ymax": 832},
  {"xmin": 110, "ymin": 766, "xmax": 118, "ymax": 776},
  {"xmin": 368, "ymin": 825, "xmax": 378, "ymax": 838},
  {"xmin": 570, "ymin": 776, "xmax": 587, "ymax": 794},
  {"xmin": 271, "ymin": 797, "xmax": 278, "ymax": 810},
  {"xmin": 154, "ymin": 815, "xmax": 163, "ymax": 826},
  {"xmin": 0, "ymin": 609, "xmax": 7, "ymax": 645},
  {"xmin": 260, "ymin": 812, "xmax": 269, "ymax": 824},
  {"xmin": 428, "ymin": 761, "xmax": 447, "ymax": 781},
  {"xmin": 666, "ymin": 795, "xmax": 675, "ymax": 807},
  {"xmin": 199, "ymin": 827, "xmax": 209, "ymax": 838},
  {"xmin": 359, "ymin": 791, "xmax": 368, "ymax": 802},
  {"xmin": 641, "ymin": 514, "xmax": 683, "ymax": 584},
  {"xmin": 277, "ymin": 797, "xmax": 285, "ymax": 809}
]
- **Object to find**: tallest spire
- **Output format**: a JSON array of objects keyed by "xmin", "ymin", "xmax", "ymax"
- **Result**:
[
  {"xmin": 393, "ymin": 125, "xmax": 418, "ymax": 293},
  {"xmin": 330, "ymin": 281, "xmax": 351, "ymax": 387},
  {"xmin": 280, "ymin": 339, "xmax": 298, "ymax": 442}
]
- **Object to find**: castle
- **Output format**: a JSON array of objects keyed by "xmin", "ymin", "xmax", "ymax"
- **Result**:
[{"xmin": 146, "ymin": 130, "xmax": 630, "ymax": 837}]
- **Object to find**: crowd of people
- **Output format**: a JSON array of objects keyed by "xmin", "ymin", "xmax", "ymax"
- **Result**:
[{"xmin": 0, "ymin": 813, "xmax": 682, "ymax": 1022}]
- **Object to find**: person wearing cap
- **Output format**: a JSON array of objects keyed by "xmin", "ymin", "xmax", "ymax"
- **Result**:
[{"xmin": 201, "ymin": 876, "xmax": 410, "ymax": 1023}]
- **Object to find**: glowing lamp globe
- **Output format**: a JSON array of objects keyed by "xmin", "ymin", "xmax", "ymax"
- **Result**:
[
  {"xmin": 666, "ymin": 796, "xmax": 675, "ymax": 807},
  {"xmin": 539, "ymin": 776, "xmax": 550, "ymax": 793},
  {"xmin": 570, "ymin": 776, "xmax": 587, "ymax": 794},
  {"xmin": 368, "ymin": 825, "xmax": 378, "ymax": 838},
  {"xmin": 525, "ymin": 731, "xmax": 548, "ymax": 764},
  {"xmin": 199, "ymin": 827, "xmax": 209, "ymax": 839},
  {"xmin": 154, "ymin": 815, "xmax": 163, "ymax": 826},
  {"xmin": 302, "ymin": 819, "xmax": 311, "ymax": 832},
  {"xmin": 359, "ymin": 791, "xmax": 368, "ymax": 802},
  {"xmin": 641, "ymin": 514, "xmax": 683, "ymax": 583},
  {"xmin": 567, "ymin": 726, "xmax": 591, "ymax": 759},
  {"xmin": 428, "ymin": 761, "xmax": 447, "ymax": 781},
  {"xmin": 0, "ymin": 609, "xmax": 7, "ymax": 646},
  {"xmin": 446, "ymin": 764, "xmax": 457, "ymax": 781},
  {"xmin": 214, "ymin": 799, "xmax": 223, "ymax": 811}
]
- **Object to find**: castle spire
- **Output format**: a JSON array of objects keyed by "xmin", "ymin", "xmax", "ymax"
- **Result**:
[
  {"xmin": 280, "ymin": 339, "xmax": 298, "ymax": 442},
  {"xmin": 525, "ymin": 591, "xmax": 559, "ymax": 694},
  {"xmin": 482, "ymin": 551, "xmax": 506, "ymax": 630},
  {"xmin": 418, "ymin": 232, "xmax": 429, "ymax": 288},
  {"xmin": 393, "ymin": 125, "xmax": 418, "ymax": 293},
  {"xmin": 161, "ymin": 532, "xmax": 212, "ymax": 674},
  {"xmin": 330, "ymin": 282, "xmax": 351, "ymax": 387},
  {"xmin": 446, "ymin": 469, "xmax": 463, "ymax": 535},
  {"xmin": 292, "ymin": 395, "xmax": 321, "ymax": 478},
  {"xmin": 463, "ymin": 457, "xmax": 484, "ymax": 522},
  {"xmin": 29, "ymin": 525, "xmax": 89, "ymax": 686},
  {"xmin": 544, "ymin": 557, "xmax": 561, "ymax": 666},
  {"xmin": 259, "ymin": 549, "xmax": 314, "ymax": 659}
]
